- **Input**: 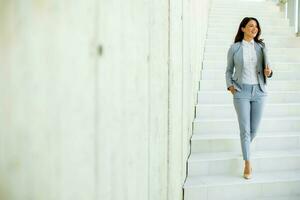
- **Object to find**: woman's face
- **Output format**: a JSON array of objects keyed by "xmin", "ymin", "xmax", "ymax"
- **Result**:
[{"xmin": 241, "ymin": 20, "xmax": 258, "ymax": 39}]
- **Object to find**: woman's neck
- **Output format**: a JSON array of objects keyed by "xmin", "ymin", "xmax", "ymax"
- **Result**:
[{"xmin": 243, "ymin": 36, "xmax": 254, "ymax": 42}]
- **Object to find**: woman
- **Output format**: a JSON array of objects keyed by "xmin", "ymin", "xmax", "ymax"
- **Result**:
[{"xmin": 225, "ymin": 17, "xmax": 273, "ymax": 179}]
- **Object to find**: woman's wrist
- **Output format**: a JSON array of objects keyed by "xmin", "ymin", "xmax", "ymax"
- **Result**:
[{"xmin": 228, "ymin": 85, "xmax": 234, "ymax": 91}]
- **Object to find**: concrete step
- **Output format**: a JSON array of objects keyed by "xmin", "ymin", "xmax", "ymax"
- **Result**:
[
  {"xmin": 193, "ymin": 117, "xmax": 300, "ymax": 133},
  {"xmin": 250, "ymin": 195, "xmax": 300, "ymax": 200},
  {"xmin": 201, "ymin": 70, "xmax": 300, "ymax": 80},
  {"xmin": 205, "ymin": 35, "xmax": 300, "ymax": 43},
  {"xmin": 207, "ymin": 23, "xmax": 290, "ymax": 29},
  {"xmin": 208, "ymin": 18, "xmax": 289, "ymax": 27},
  {"xmin": 204, "ymin": 53, "xmax": 300, "ymax": 63},
  {"xmin": 208, "ymin": 15, "xmax": 286, "ymax": 21},
  {"xmin": 211, "ymin": 1, "xmax": 275, "ymax": 7},
  {"xmin": 207, "ymin": 23, "xmax": 294, "ymax": 30},
  {"xmin": 202, "ymin": 60, "xmax": 300, "ymax": 70},
  {"xmin": 191, "ymin": 132, "xmax": 300, "ymax": 153},
  {"xmin": 210, "ymin": 8, "xmax": 280, "ymax": 13},
  {"xmin": 208, "ymin": 17, "xmax": 290, "ymax": 28},
  {"xmin": 210, "ymin": 2, "xmax": 277, "ymax": 7},
  {"xmin": 209, "ymin": 12, "xmax": 285, "ymax": 18},
  {"xmin": 188, "ymin": 149, "xmax": 300, "ymax": 176},
  {"xmin": 207, "ymin": 27, "xmax": 294, "ymax": 36},
  {"xmin": 196, "ymin": 103, "xmax": 300, "ymax": 118},
  {"xmin": 204, "ymin": 46, "xmax": 300, "ymax": 54},
  {"xmin": 209, "ymin": 7, "xmax": 284, "ymax": 14},
  {"xmin": 209, "ymin": 4, "xmax": 281, "ymax": 12},
  {"xmin": 199, "ymin": 80, "xmax": 300, "ymax": 91},
  {"xmin": 197, "ymin": 91, "xmax": 300, "ymax": 104},
  {"xmin": 204, "ymin": 48, "xmax": 300, "ymax": 60},
  {"xmin": 209, "ymin": 9, "xmax": 280, "ymax": 15},
  {"xmin": 184, "ymin": 170, "xmax": 300, "ymax": 200},
  {"xmin": 205, "ymin": 37, "xmax": 300, "ymax": 47},
  {"xmin": 209, "ymin": 14, "xmax": 283, "ymax": 19},
  {"xmin": 206, "ymin": 32, "xmax": 296, "ymax": 38}
]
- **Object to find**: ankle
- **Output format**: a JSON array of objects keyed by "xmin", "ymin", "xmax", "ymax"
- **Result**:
[{"xmin": 244, "ymin": 160, "xmax": 251, "ymax": 167}]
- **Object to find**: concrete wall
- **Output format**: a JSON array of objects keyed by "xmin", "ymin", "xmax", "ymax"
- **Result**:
[
  {"xmin": 0, "ymin": 0, "xmax": 210, "ymax": 199},
  {"xmin": 0, "ymin": 1, "xmax": 97, "ymax": 199}
]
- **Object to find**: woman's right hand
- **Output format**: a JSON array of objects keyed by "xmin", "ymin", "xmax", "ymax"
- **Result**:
[{"xmin": 228, "ymin": 86, "xmax": 237, "ymax": 95}]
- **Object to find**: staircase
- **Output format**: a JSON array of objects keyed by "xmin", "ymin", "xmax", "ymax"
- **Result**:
[{"xmin": 183, "ymin": 0, "xmax": 300, "ymax": 199}]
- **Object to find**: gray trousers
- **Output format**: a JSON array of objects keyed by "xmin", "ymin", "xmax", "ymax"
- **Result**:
[{"xmin": 233, "ymin": 84, "xmax": 267, "ymax": 161}]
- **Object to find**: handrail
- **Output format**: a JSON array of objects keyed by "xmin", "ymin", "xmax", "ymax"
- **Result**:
[{"xmin": 277, "ymin": 0, "xmax": 299, "ymax": 36}]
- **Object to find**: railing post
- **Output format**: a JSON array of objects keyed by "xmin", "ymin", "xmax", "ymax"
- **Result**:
[
  {"xmin": 285, "ymin": 1, "xmax": 288, "ymax": 19},
  {"xmin": 287, "ymin": 0, "xmax": 294, "ymax": 26},
  {"xmin": 296, "ymin": 0, "xmax": 300, "ymax": 35},
  {"xmin": 284, "ymin": 0, "xmax": 300, "ymax": 36}
]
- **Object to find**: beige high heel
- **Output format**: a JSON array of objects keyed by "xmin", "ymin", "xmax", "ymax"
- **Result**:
[{"xmin": 243, "ymin": 167, "xmax": 252, "ymax": 179}]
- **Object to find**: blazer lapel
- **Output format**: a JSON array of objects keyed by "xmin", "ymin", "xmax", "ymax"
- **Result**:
[
  {"xmin": 254, "ymin": 42, "xmax": 262, "ymax": 71},
  {"xmin": 255, "ymin": 42, "xmax": 267, "ymax": 83}
]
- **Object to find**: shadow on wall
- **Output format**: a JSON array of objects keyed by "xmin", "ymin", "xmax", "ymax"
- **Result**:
[
  {"xmin": 0, "ymin": 2, "xmax": 11, "ymax": 199},
  {"xmin": 0, "ymin": 0, "xmax": 46, "ymax": 44},
  {"xmin": 0, "ymin": 2, "xmax": 17, "ymax": 200},
  {"xmin": 0, "ymin": 1, "xmax": 7, "ymax": 35},
  {"xmin": 0, "ymin": 1, "xmax": 15, "ymax": 48},
  {"xmin": 0, "ymin": 174, "xmax": 11, "ymax": 200}
]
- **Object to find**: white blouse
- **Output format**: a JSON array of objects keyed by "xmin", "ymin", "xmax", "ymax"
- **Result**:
[{"xmin": 241, "ymin": 39, "xmax": 259, "ymax": 84}]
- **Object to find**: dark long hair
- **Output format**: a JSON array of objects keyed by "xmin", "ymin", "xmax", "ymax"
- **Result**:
[{"xmin": 234, "ymin": 17, "xmax": 265, "ymax": 47}]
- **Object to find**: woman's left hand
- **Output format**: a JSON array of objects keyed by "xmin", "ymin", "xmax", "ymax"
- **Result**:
[{"xmin": 264, "ymin": 65, "xmax": 272, "ymax": 77}]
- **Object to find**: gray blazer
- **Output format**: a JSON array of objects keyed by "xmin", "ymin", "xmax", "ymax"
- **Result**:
[{"xmin": 225, "ymin": 41, "xmax": 273, "ymax": 92}]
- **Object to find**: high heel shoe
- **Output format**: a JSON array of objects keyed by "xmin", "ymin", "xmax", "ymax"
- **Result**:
[{"xmin": 243, "ymin": 167, "xmax": 252, "ymax": 179}]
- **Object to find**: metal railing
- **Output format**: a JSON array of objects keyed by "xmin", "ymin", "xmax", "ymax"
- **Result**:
[{"xmin": 277, "ymin": 0, "xmax": 300, "ymax": 36}]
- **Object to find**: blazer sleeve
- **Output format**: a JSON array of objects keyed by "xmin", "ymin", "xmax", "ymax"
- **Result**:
[{"xmin": 225, "ymin": 44, "xmax": 235, "ymax": 90}]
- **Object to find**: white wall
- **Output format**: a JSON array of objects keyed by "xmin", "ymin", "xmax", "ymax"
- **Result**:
[
  {"xmin": 0, "ymin": 1, "xmax": 97, "ymax": 199},
  {"xmin": 0, "ymin": 0, "xmax": 210, "ymax": 199}
]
